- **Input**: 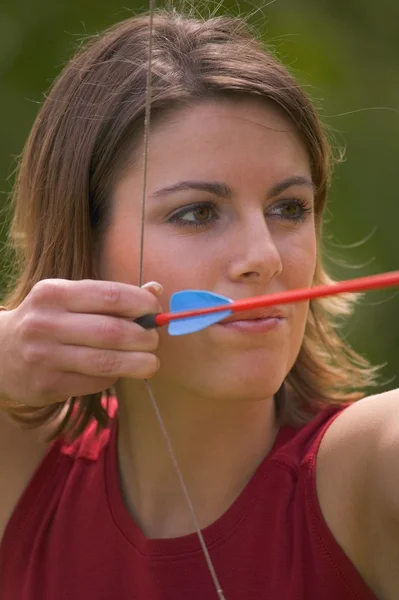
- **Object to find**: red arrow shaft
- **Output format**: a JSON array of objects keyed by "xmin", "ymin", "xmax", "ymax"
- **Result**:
[{"xmin": 155, "ymin": 271, "xmax": 399, "ymax": 327}]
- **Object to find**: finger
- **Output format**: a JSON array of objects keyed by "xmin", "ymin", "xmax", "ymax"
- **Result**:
[
  {"xmin": 141, "ymin": 281, "xmax": 163, "ymax": 296},
  {"xmin": 30, "ymin": 373, "xmax": 118, "ymax": 405},
  {"xmin": 30, "ymin": 279, "xmax": 163, "ymax": 319},
  {"xmin": 59, "ymin": 374, "xmax": 117, "ymax": 398},
  {"xmin": 55, "ymin": 313, "xmax": 159, "ymax": 351},
  {"xmin": 55, "ymin": 345, "xmax": 160, "ymax": 379}
]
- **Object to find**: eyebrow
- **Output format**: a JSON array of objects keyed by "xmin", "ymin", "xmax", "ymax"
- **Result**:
[
  {"xmin": 152, "ymin": 175, "xmax": 315, "ymax": 200},
  {"xmin": 152, "ymin": 180, "xmax": 232, "ymax": 199}
]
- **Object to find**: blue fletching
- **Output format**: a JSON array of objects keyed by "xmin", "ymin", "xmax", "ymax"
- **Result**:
[{"xmin": 168, "ymin": 290, "xmax": 233, "ymax": 335}]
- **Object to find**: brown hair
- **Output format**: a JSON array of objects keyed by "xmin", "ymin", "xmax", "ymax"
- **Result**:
[{"xmin": 2, "ymin": 8, "xmax": 378, "ymax": 441}]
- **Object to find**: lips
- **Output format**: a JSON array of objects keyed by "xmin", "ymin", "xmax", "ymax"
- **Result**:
[{"xmin": 220, "ymin": 308, "xmax": 285, "ymax": 323}]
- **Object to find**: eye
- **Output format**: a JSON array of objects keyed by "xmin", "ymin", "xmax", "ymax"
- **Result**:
[
  {"xmin": 268, "ymin": 199, "xmax": 313, "ymax": 223},
  {"xmin": 168, "ymin": 201, "xmax": 219, "ymax": 229}
]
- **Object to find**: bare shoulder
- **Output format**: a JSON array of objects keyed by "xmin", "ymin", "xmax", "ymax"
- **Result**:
[
  {"xmin": 316, "ymin": 388, "xmax": 399, "ymax": 600},
  {"xmin": 318, "ymin": 389, "xmax": 399, "ymax": 497},
  {"xmin": 0, "ymin": 406, "xmax": 67, "ymax": 544}
]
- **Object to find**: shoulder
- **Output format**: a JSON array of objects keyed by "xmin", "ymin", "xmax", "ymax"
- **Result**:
[
  {"xmin": 0, "ymin": 398, "xmax": 116, "ymax": 544},
  {"xmin": 0, "ymin": 408, "xmax": 53, "ymax": 544},
  {"xmin": 317, "ymin": 388, "xmax": 399, "ymax": 464},
  {"xmin": 318, "ymin": 388, "xmax": 399, "ymax": 491},
  {"xmin": 316, "ymin": 388, "xmax": 399, "ymax": 599}
]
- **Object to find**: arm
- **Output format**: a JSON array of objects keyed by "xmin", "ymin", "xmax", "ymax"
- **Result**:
[
  {"xmin": 0, "ymin": 407, "xmax": 50, "ymax": 543},
  {"xmin": 0, "ymin": 280, "xmax": 162, "ymax": 544},
  {"xmin": 369, "ymin": 389, "xmax": 399, "ymax": 600},
  {"xmin": 316, "ymin": 388, "xmax": 399, "ymax": 600},
  {"xmin": 332, "ymin": 388, "xmax": 399, "ymax": 600}
]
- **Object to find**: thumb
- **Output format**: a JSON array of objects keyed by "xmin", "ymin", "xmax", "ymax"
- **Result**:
[{"xmin": 141, "ymin": 281, "xmax": 163, "ymax": 297}]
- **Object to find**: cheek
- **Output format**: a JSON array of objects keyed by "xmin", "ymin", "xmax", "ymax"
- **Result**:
[
  {"xmin": 139, "ymin": 229, "xmax": 221, "ymax": 299},
  {"xmin": 280, "ymin": 226, "xmax": 317, "ymax": 286},
  {"xmin": 98, "ymin": 222, "xmax": 186, "ymax": 286},
  {"xmin": 97, "ymin": 223, "xmax": 141, "ymax": 283}
]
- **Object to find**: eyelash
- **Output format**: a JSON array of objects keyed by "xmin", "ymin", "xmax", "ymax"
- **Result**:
[{"xmin": 168, "ymin": 199, "xmax": 313, "ymax": 230}]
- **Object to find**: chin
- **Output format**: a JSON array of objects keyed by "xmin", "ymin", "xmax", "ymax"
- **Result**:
[
  {"xmin": 160, "ymin": 340, "xmax": 295, "ymax": 402},
  {"xmin": 188, "ymin": 363, "xmax": 288, "ymax": 403}
]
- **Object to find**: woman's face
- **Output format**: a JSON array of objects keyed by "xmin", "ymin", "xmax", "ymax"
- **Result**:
[{"xmin": 99, "ymin": 98, "xmax": 317, "ymax": 402}]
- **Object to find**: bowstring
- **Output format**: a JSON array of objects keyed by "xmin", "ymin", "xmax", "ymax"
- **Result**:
[
  {"xmin": 137, "ymin": 0, "xmax": 155, "ymax": 289},
  {"xmin": 137, "ymin": 3, "xmax": 226, "ymax": 598}
]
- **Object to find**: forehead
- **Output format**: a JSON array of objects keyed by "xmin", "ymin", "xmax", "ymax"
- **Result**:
[
  {"xmin": 159, "ymin": 97, "xmax": 306, "ymax": 163},
  {"xmin": 156, "ymin": 97, "xmax": 300, "ymax": 138},
  {"xmin": 128, "ymin": 98, "xmax": 311, "ymax": 190}
]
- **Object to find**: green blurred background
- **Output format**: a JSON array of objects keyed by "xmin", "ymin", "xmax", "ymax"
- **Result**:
[{"xmin": 0, "ymin": 0, "xmax": 398, "ymax": 387}]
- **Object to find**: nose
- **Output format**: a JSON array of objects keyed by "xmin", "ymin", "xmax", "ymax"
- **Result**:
[{"xmin": 228, "ymin": 212, "xmax": 283, "ymax": 284}]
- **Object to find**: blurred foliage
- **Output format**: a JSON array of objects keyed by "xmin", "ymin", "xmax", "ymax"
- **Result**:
[{"xmin": 0, "ymin": 0, "xmax": 398, "ymax": 385}]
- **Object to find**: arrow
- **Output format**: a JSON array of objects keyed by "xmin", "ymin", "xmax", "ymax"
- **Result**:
[{"xmin": 135, "ymin": 270, "xmax": 399, "ymax": 336}]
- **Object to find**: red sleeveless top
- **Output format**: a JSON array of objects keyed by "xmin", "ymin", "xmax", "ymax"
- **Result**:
[{"xmin": 0, "ymin": 400, "xmax": 377, "ymax": 600}]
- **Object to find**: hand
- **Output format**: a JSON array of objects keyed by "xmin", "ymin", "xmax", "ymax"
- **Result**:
[{"xmin": 0, "ymin": 279, "xmax": 162, "ymax": 408}]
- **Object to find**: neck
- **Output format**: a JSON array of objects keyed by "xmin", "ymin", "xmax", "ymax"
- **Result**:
[{"xmin": 115, "ymin": 377, "xmax": 279, "ymax": 539}]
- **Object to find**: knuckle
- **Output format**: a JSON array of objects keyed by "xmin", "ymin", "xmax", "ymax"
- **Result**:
[
  {"xmin": 96, "ymin": 351, "xmax": 121, "ymax": 375},
  {"xmin": 102, "ymin": 283, "xmax": 121, "ymax": 307},
  {"xmin": 31, "ymin": 279, "xmax": 65, "ymax": 306},
  {"xmin": 20, "ymin": 314, "xmax": 41, "ymax": 341},
  {"xmin": 21, "ymin": 341, "xmax": 48, "ymax": 365},
  {"xmin": 100, "ymin": 317, "xmax": 125, "ymax": 344},
  {"xmin": 20, "ymin": 312, "xmax": 52, "ymax": 341}
]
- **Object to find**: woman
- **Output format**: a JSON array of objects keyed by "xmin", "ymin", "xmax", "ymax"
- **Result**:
[{"xmin": 0, "ymin": 9, "xmax": 398, "ymax": 600}]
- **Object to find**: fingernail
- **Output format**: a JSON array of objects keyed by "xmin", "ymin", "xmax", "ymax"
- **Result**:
[{"xmin": 142, "ymin": 281, "xmax": 163, "ymax": 295}]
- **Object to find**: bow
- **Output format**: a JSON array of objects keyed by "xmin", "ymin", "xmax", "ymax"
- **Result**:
[{"xmin": 136, "ymin": 1, "xmax": 226, "ymax": 597}]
